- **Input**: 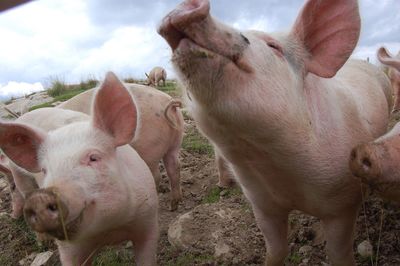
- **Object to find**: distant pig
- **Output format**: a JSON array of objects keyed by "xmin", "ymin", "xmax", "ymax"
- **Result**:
[
  {"xmin": 350, "ymin": 49, "xmax": 400, "ymax": 202},
  {"xmin": 159, "ymin": 0, "xmax": 391, "ymax": 265},
  {"xmin": 378, "ymin": 47, "xmax": 400, "ymax": 113},
  {"xmin": 0, "ymin": 72, "xmax": 158, "ymax": 265},
  {"xmin": 145, "ymin": 66, "xmax": 167, "ymax": 87},
  {"xmin": 58, "ymin": 82, "xmax": 183, "ymax": 210}
]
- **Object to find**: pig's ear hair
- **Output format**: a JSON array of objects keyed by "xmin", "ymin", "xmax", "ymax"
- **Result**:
[
  {"xmin": 92, "ymin": 72, "xmax": 137, "ymax": 147},
  {"xmin": 290, "ymin": 0, "xmax": 360, "ymax": 78},
  {"xmin": 378, "ymin": 47, "xmax": 400, "ymax": 72},
  {"xmin": 0, "ymin": 122, "xmax": 45, "ymax": 173}
]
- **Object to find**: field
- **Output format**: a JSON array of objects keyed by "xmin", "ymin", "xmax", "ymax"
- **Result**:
[{"xmin": 0, "ymin": 81, "xmax": 399, "ymax": 265}]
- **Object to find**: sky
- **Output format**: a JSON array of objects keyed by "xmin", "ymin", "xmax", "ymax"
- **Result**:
[{"xmin": 0, "ymin": 0, "xmax": 399, "ymax": 100}]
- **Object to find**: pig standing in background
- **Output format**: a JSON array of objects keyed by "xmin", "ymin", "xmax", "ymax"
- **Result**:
[
  {"xmin": 0, "ymin": 73, "xmax": 158, "ymax": 265},
  {"xmin": 159, "ymin": 0, "xmax": 391, "ymax": 265},
  {"xmin": 378, "ymin": 47, "xmax": 400, "ymax": 113},
  {"xmin": 350, "ymin": 48, "xmax": 400, "ymax": 202},
  {"xmin": 58, "ymin": 83, "xmax": 183, "ymax": 210},
  {"xmin": 145, "ymin": 66, "xmax": 167, "ymax": 87}
]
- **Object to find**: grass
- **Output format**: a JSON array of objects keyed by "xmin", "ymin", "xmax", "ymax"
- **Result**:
[
  {"xmin": 202, "ymin": 187, "xmax": 221, "ymax": 204},
  {"xmin": 157, "ymin": 81, "xmax": 181, "ymax": 97},
  {"xmin": 182, "ymin": 126, "xmax": 214, "ymax": 156},
  {"xmin": 93, "ymin": 247, "xmax": 134, "ymax": 266},
  {"xmin": 286, "ymin": 252, "xmax": 302, "ymax": 264},
  {"xmin": 164, "ymin": 250, "xmax": 214, "ymax": 266},
  {"xmin": 29, "ymin": 78, "xmax": 98, "ymax": 111}
]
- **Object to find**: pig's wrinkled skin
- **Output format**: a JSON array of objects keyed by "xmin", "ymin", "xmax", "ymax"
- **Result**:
[
  {"xmin": 0, "ymin": 73, "xmax": 158, "ymax": 265},
  {"xmin": 57, "ymin": 83, "xmax": 183, "ymax": 210},
  {"xmin": 145, "ymin": 66, "xmax": 167, "ymax": 87},
  {"xmin": 159, "ymin": 0, "xmax": 391, "ymax": 265},
  {"xmin": 350, "ymin": 48, "xmax": 400, "ymax": 202},
  {"xmin": 378, "ymin": 47, "xmax": 400, "ymax": 113}
]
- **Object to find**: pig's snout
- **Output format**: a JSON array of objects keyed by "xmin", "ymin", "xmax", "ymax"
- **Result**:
[
  {"xmin": 349, "ymin": 144, "xmax": 381, "ymax": 183},
  {"xmin": 158, "ymin": 0, "xmax": 210, "ymax": 51},
  {"xmin": 23, "ymin": 189, "xmax": 69, "ymax": 238}
]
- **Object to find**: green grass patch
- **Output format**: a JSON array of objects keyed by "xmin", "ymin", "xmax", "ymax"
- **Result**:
[
  {"xmin": 157, "ymin": 81, "xmax": 181, "ymax": 97},
  {"xmin": 202, "ymin": 187, "xmax": 221, "ymax": 204},
  {"xmin": 286, "ymin": 252, "xmax": 302, "ymax": 264},
  {"xmin": 182, "ymin": 126, "xmax": 213, "ymax": 156},
  {"xmin": 165, "ymin": 252, "xmax": 214, "ymax": 266},
  {"xmin": 93, "ymin": 247, "xmax": 134, "ymax": 266}
]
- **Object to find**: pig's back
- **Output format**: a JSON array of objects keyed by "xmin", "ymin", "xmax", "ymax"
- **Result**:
[{"xmin": 17, "ymin": 108, "xmax": 89, "ymax": 132}]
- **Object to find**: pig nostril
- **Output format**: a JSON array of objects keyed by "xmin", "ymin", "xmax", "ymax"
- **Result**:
[
  {"xmin": 47, "ymin": 203, "xmax": 58, "ymax": 212},
  {"xmin": 350, "ymin": 150, "xmax": 357, "ymax": 160},
  {"xmin": 362, "ymin": 158, "xmax": 372, "ymax": 169}
]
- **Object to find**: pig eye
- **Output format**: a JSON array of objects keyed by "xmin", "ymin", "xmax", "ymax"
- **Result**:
[
  {"xmin": 41, "ymin": 168, "xmax": 47, "ymax": 175},
  {"xmin": 89, "ymin": 154, "xmax": 101, "ymax": 162},
  {"xmin": 266, "ymin": 41, "xmax": 283, "ymax": 56}
]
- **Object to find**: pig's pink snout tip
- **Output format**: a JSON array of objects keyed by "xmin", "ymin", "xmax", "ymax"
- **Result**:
[{"xmin": 349, "ymin": 145, "xmax": 380, "ymax": 182}]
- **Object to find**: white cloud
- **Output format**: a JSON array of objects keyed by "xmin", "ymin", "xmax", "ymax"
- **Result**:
[{"xmin": 0, "ymin": 82, "xmax": 44, "ymax": 100}]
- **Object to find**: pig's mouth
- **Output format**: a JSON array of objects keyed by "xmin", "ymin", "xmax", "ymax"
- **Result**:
[
  {"xmin": 44, "ymin": 205, "xmax": 86, "ymax": 241},
  {"xmin": 158, "ymin": 15, "xmax": 252, "ymax": 73}
]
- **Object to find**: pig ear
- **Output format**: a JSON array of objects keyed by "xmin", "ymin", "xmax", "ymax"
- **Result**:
[
  {"xmin": 0, "ymin": 122, "xmax": 45, "ymax": 173},
  {"xmin": 378, "ymin": 47, "xmax": 400, "ymax": 72},
  {"xmin": 92, "ymin": 72, "xmax": 137, "ymax": 147},
  {"xmin": 290, "ymin": 0, "xmax": 360, "ymax": 78}
]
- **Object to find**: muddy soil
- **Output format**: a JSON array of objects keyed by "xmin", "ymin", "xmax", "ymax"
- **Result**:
[{"xmin": 0, "ymin": 107, "xmax": 399, "ymax": 265}]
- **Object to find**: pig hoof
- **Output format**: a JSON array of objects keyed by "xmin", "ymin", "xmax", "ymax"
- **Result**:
[
  {"xmin": 169, "ymin": 199, "xmax": 180, "ymax": 211},
  {"xmin": 217, "ymin": 179, "xmax": 236, "ymax": 189},
  {"xmin": 391, "ymin": 109, "xmax": 400, "ymax": 115}
]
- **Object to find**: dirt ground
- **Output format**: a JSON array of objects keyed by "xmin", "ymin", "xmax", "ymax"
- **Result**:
[{"xmin": 0, "ymin": 106, "xmax": 400, "ymax": 265}]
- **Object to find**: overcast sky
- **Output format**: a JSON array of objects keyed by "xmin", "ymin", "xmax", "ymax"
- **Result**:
[{"xmin": 0, "ymin": 0, "xmax": 399, "ymax": 100}]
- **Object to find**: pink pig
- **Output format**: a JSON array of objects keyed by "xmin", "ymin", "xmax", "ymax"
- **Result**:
[
  {"xmin": 159, "ymin": 0, "xmax": 391, "ymax": 265},
  {"xmin": 350, "ymin": 48, "xmax": 400, "ymax": 202},
  {"xmin": 378, "ymin": 47, "xmax": 400, "ymax": 113},
  {"xmin": 58, "ymin": 82, "xmax": 183, "ymax": 210},
  {"xmin": 0, "ymin": 72, "xmax": 158, "ymax": 265},
  {"xmin": 145, "ymin": 66, "xmax": 167, "ymax": 87}
]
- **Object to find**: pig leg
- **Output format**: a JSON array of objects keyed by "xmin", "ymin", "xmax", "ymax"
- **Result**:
[
  {"xmin": 10, "ymin": 185, "xmax": 24, "ymax": 219},
  {"xmin": 215, "ymin": 150, "xmax": 235, "ymax": 188},
  {"xmin": 148, "ymin": 162, "xmax": 161, "ymax": 190},
  {"xmin": 57, "ymin": 242, "xmax": 98, "ymax": 266},
  {"xmin": 322, "ymin": 212, "xmax": 357, "ymax": 266},
  {"xmin": 131, "ymin": 216, "xmax": 158, "ymax": 266},
  {"xmin": 253, "ymin": 207, "xmax": 288, "ymax": 266},
  {"xmin": 163, "ymin": 148, "xmax": 182, "ymax": 211}
]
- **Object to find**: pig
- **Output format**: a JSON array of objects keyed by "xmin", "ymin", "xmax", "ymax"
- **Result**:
[
  {"xmin": 145, "ymin": 66, "xmax": 167, "ymax": 87},
  {"xmin": 350, "ymin": 48, "xmax": 400, "ymax": 202},
  {"xmin": 377, "ymin": 47, "xmax": 400, "ymax": 113},
  {"xmin": 0, "ymin": 72, "xmax": 159, "ymax": 265},
  {"xmin": 158, "ymin": 0, "xmax": 391, "ymax": 265},
  {"xmin": 57, "ymin": 83, "xmax": 183, "ymax": 210}
]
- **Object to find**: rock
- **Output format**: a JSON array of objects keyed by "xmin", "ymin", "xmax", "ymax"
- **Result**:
[
  {"xmin": 357, "ymin": 240, "xmax": 373, "ymax": 258},
  {"xmin": 19, "ymin": 252, "xmax": 37, "ymax": 265},
  {"xmin": 299, "ymin": 245, "xmax": 313, "ymax": 255},
  {"xmin": 30, "ymin": 251, "xmax": 56, "ymax": 266},
  {"xmin": 167, "ymin": 202, "xmax": 264, "ymax": 263}
]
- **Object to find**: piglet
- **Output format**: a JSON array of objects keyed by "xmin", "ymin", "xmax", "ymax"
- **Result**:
[
  {"xmin": 350, "ymin": 49, "xmax": 400, "ymax": 202},
  {"xmin": 0, "ymin": 72, "xmax": 158, "ymax": 265},
  {"xmin": 159, "ymin": 0, "xmax": 391, "ymax": 265}
]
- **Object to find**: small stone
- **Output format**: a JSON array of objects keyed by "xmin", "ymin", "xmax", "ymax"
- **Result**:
[
  {"xmin": 299, "ymin": 245, "xmax": 313, "ymax": 255},
  {"xmin": 219, "ymin": 190, "xmax": 228, "ymax": 197},
  {"xmin": 30, "ymin": 251, "xmax": 53, "ymax": 266},
  {"xmin": 125, "ymin": 241, "xmax": 133, "ymax": 248},
  {"xmin": 357, "ymin": 240, "xmax": 373, "ymax": 258}
]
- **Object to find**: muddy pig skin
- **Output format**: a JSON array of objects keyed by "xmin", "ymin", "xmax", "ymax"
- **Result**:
[
  {"xmin": 158, "ymin": 0, "xmax": 391, "ymax": 265},
  {"xmin": 350, "ymin": 49, "xmax": 400, "ymax": 202},
  {"xmin": 0, "ymin": 72, "xmax": 158, "ymax": 266},
  {"xmin": 58, "ymin": 82, "xmax": 183, "ymax": 210},
  {"xmin": 146, "ymin": 66, "xmax": 167, "ymax": 87}
]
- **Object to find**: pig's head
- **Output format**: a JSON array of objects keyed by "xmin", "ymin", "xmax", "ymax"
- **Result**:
[
  {"xmin": 350, "ymin": 122, "xmax": 400, "ymax": 202},
  {"xmin": 158, "ymin": 0, "xmax": 360, "ymax": 105},
  {"xmin": 0, "ymin": 72, "xmax": 138, "ymax": 241}
]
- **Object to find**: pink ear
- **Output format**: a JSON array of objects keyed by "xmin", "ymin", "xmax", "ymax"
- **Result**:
[
  {"xmin": 0, "ymin": 122, "xmax": 45, "ymax": 173},
  {"xmin": 378, "ymin": 47, "xmax": 400, "ymax": 72},
  {"xmin": 290, "ymin": 0, "xmax": 360, "ymax": 78},
  {"xmin": 92, "ymin": 72, "xmax": 137, "ymax": 147}
]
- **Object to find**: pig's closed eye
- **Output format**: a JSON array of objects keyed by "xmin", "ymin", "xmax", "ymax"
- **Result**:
[
  {"xmin": 266, "ymin": 41, "xmax": 283, "ymax": 56},
  {"xmin": 89, "ymin": 154, "xmax": 101, "ymax": 162},
  {"xmin": 41, "ymin": 168, "xmax": 47, "ymax": 175}
]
